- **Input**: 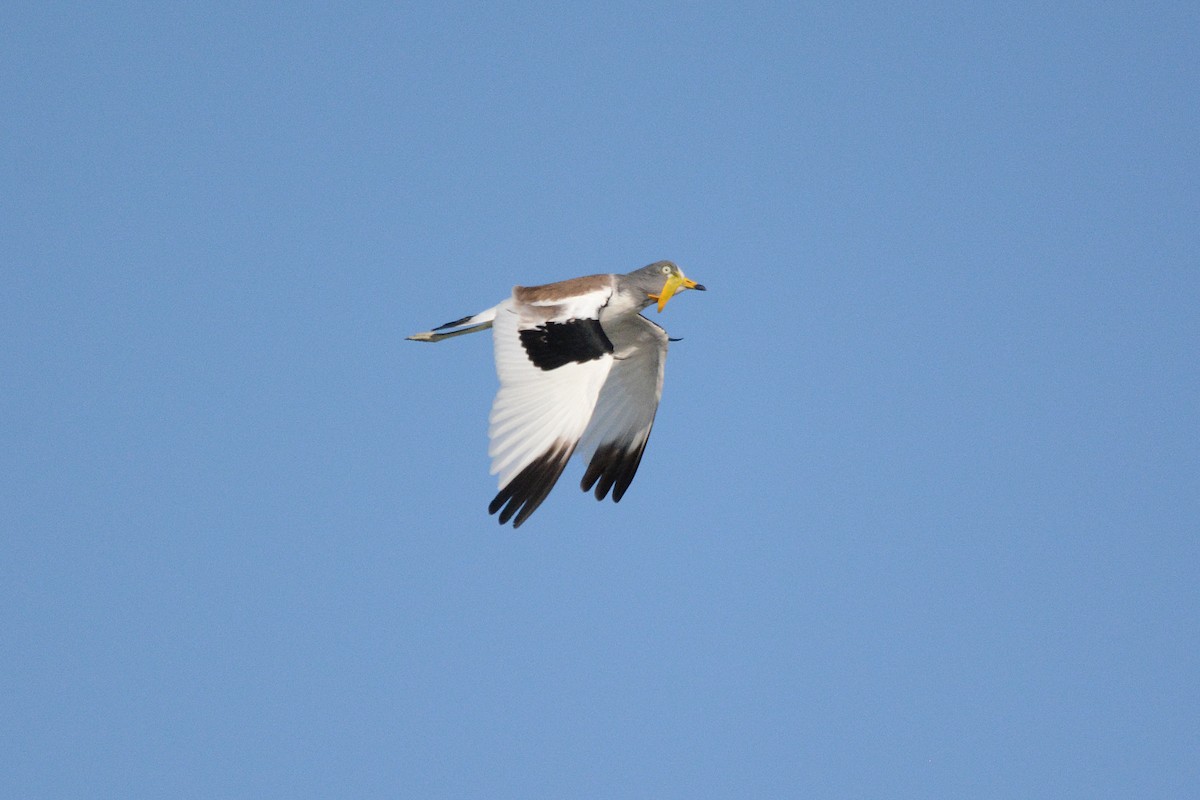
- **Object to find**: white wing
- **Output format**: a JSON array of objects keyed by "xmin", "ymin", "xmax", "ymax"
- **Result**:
[
  {"xmin": 577, "ymin": 313, "xmax": 669, "ymax": 503},
  {"xmin": 487, "ymin": 283, "xmax": 616, "ymax": 527}
]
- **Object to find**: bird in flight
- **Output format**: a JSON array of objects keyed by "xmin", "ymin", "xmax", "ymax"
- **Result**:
[{"xmin": 408, "ymin": 260, "xmax": 706, "ymax": 528}]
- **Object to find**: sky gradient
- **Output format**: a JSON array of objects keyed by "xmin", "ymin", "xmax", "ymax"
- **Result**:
[{"xmin": 4, "ymin": 3, "xmax": 1198, "ymax": 798}]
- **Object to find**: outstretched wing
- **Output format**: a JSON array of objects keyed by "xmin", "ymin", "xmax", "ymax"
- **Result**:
[
  {"xmin": 487, "ymin": 276, "xmax": 617, "ymax": 527},
  {"xmin": 578, "ymin": 313, "xmax": 669, "ymax": 503}
]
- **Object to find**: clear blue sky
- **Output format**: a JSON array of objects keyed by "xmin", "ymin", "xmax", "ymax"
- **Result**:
[{"xmin": 4, "ymin": 3, "xmax": 1197, "ymax": 797}]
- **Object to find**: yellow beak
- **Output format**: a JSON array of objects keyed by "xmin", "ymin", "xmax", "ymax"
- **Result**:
[{"xmin": 654, "ymin": 273, "xmax": 705, "ymax": 312}]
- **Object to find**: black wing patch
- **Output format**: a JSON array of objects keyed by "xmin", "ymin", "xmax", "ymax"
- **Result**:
[
  {"xmin": 519, "ymin": 318, "xmax": 613, "ymax": 371},
  {"xmin": 580, "ymin": 437, "xmax": 652, "ymax": 503},
  {"xmin": 489, "ymin": 441, "xmax": 576, "ymax": 528}
]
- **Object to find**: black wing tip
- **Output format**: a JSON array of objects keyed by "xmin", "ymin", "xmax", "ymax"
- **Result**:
[
  {"xmin": 489, "ymin": 442, "xmax": 575, "ymax": 528},
  {"xmin": 580, "ymin": 439, "xmax": 650, "ymax": 504}
]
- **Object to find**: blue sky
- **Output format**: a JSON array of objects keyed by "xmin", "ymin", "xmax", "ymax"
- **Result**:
[{"xmin": 3, "ymin": 3, "xmax": 1197, "ymax": 797}]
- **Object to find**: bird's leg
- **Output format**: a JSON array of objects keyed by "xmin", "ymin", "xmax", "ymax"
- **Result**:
[{"xmin": 407, "ymin": 321, "xmax": 493, "ymax": 342}]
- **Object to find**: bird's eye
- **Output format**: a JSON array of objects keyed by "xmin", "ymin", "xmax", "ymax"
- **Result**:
[{"xmin": 661, "ymin": 265, "xmax": 671, "ymax": 275}]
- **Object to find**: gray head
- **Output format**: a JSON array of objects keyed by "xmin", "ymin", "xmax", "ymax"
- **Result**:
[{"xmin": 623, "ymin": 260, "xmax": 706, "ymax": 313}]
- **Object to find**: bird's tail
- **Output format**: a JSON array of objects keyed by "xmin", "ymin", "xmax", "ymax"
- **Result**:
[{"xmin": 406, "ymin": 305, "xmax": 499, "ymax": 342}]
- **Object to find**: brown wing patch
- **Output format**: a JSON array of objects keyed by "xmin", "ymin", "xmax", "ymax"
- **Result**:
[{"xmin": 514, "ymin": 274, "xmax": 612, "ymax": 304}]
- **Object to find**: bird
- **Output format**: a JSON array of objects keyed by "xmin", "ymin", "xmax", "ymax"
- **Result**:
[{"xmin": 407, "ymin": 260, "xmax": 706, "ymax": 528}]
